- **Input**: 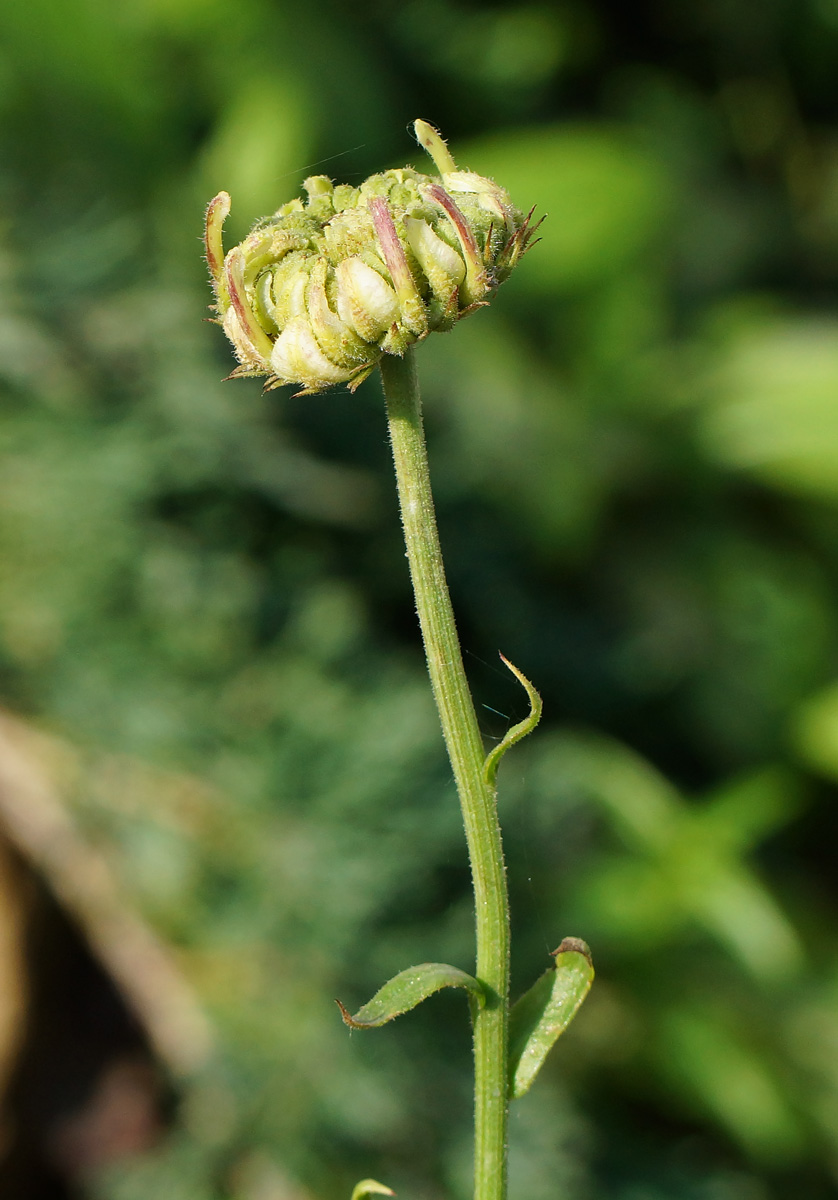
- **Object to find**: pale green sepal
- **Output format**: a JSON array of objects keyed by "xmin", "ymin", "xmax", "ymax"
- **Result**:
[
  {"xmin": 337, "ymin": 962, "xmax": 484, "ymax": 1029},
  {"xmin": 404, "ymin": 216, "xmax": 466, "ymax": 304},
  {"xmin": 335, "ymin": 256, "xmax": 399, "ymax": 342},
  {"xmin": 483, "ymin": 654, "xmax": 543, "ymax": 788},
  {"xmin": 413, "ymin": 118, "xmax": 458, "ymax": 175},
  {"xmin": 509, "ymin": 938, "xmax": 593, "ymax": 1100},
  {"xmin": 204, "ymin": 192, "xmax": 231, "ymax": 307},
  {"xmin": 350, "ymin": 1179, "xmax": 395, "ymax": 1200}
]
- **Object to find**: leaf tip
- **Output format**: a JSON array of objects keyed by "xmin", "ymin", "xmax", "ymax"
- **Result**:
[
  {"xmin": 551, "ymin": 936, "xmax": 592, "ymax": 964},
  {"xmin": 483, "ymin": 654, "xmax": 542, "ymax": 786},
  {"xmin": 336, "ymin": 998, "xmax": 364, "ymax": 1029},
  {"xmin": 351, "ymin": 1179, "xmax": 396, "ymax": 1200}
]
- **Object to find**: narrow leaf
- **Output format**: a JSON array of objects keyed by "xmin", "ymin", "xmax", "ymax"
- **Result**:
[
  {"xmin": 484, "ymin": 654, "xmax": 542, "ymax": 788},
  {"xmin": 337, "ymin": 962, "xmax": 484, "ymax": 1029},
  {"xmin": 350, "ymin": 1180, "xmax": 395, "ymax": 1200},
  {"xmin": 509, "ymin": 937, "xmax": 594, "ymax": 1099}
]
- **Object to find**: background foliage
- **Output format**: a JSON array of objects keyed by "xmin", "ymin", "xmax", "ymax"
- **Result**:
[{"xmin": 1, "ymin": 0, "xmax": 838, "ymax": 1197}]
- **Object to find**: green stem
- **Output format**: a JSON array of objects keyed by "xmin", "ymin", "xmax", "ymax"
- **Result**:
[{"xmin": 380, "ymin": 349, "xmax": 509, "ymax": 1200}]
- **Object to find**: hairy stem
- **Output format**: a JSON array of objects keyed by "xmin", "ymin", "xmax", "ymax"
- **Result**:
[{"xmin": 380, "ymin": 349, "xmax": 509, "ymax": 1200}]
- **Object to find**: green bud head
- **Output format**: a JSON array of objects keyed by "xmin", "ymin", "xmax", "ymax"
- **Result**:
[{"xmin": 205, "ymin": 120, "xmax": 540, "ymax": 394}]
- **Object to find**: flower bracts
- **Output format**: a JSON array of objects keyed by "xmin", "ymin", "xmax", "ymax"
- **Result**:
[{"xmin": 205, "ymin": 120, "xmax": 539, "ymax": 394}]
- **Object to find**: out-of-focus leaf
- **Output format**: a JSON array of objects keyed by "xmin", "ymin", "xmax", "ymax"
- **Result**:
[
  {"xmin": 658, "ymin": 1008, "xmax": 805, "ymax": 1163},
  {"xmin": 198, "ymin": 74, "xmax": 316, "ymax": 232},
  {"xmin": 556, "ymin": 731, "xmax": 681, "ymax": 853},
  {"xmin": 509, "ymin": 938, "xmax": 594, "ymax": 1099},
  {"xmin": 350, "ymin": 1179, "xmax": 394, "ymax": 1200},
  {"xmin": 698, "ymin": 767, "xmax": 802, "ymax": 851},
  {"xmin": 561, "ymin": 734, "xmax": 805, "ymax": 980},
  {"xmin": 700, "ymin": 316, "xmax": 838, "ymax": 498},
  {"xmin": 336, "ymin": 962, "xmax": 483, "ymax": 1029},
  {"xmin": 792, "ymin": 680, "xmax": 838, "ymax": 781},
  {"xmin": 459, "ymin": 124, "xmax": 673, "ymax": 291}
]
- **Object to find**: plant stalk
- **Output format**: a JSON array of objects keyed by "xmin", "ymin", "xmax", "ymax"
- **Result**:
[{"xmin": 380, "ymin": 349, "xmax": 510, "ymax": 1200}]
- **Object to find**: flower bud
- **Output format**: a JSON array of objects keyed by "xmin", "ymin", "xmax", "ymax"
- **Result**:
[{"xmin": 205, "ymin": 120, "xmax": 540, "ymax": 394}]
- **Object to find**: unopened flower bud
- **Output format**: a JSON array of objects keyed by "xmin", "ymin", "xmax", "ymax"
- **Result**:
[{"xmin": 205, "ymin": 120, "xmax": 540, "ymax": 394}]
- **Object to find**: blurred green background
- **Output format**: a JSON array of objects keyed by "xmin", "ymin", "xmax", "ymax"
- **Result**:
[{"xmin": 1, "ymin": 0, "xmax": 838, "ymax": 1197}]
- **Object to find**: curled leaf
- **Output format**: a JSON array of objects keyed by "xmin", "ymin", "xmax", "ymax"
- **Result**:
[
  {"xmin": 337, "ymin": 962, "xmax": 484, "ymax": 1029},
  {"xmin": 509, "ymin": 937, "xmax": 593, "ymax": 1099},
  {"xmin": 350, "ymin": 1180, "xmax": 395, "ymax": 1200},
  {"xmin": 483, "ymin": 654, "xmax": 543, "ymax": 788}
]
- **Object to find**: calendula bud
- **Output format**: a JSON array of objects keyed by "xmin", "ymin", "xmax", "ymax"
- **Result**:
[{"xmin": 205, "ymin": 120, "xmax": 540, "ymax": 394}]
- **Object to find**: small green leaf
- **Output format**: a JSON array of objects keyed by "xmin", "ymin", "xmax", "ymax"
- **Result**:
[
  {"xmin": 484, "ymin": 654, "xmax": 542, "ymax": 788},
  {"xmin": 350, "ymin": 1179, "xmax": 395, "ymax": 1200},
  {"xmin": 337, "ymin": 962, "xmax": 484, "ymax": 1029},
  {"xmin": 509, "ymin": 937, "xmax": 594, "ymax": 1099}
]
